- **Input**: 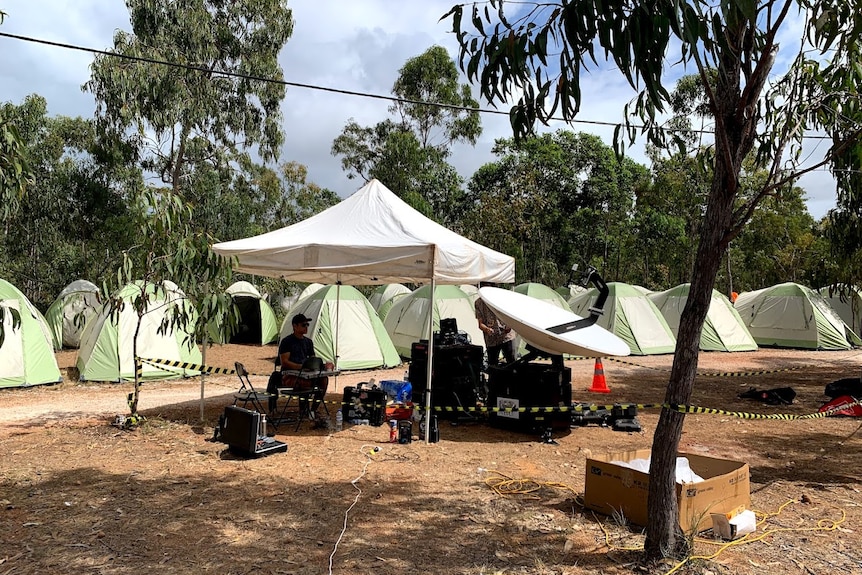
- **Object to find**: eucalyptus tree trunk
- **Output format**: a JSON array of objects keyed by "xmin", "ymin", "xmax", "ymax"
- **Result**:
[
  {"xmin": 644, "ymin": 167, "xmax": 736, "ymax": 556},
  {"xmin": 644, "ymin": 34, "xmax": 773, "ymax": 557}
]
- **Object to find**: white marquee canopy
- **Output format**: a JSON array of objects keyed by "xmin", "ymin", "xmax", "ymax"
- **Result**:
[
  {"xmin": 213, "ymin": 179, "xmax": 515, "ymax": 441},
  {"xmin": 212, "ymin": 179, "xmax": 515, "ymax": 285}
]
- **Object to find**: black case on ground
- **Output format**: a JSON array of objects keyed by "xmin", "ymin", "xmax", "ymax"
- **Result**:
[
  {"xmin": 341, "ymin": 383, "xmax": 386, "ymax": 426},
  {"xmin": 220, "ymin": 405, "xmax": 287, "ymax": 457},
  {"xmin": 487, "ymin": 362, "xmax": 572, "ymax": 432}
]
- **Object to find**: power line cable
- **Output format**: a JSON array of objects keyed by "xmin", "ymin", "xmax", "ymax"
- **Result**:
[{"xmin": 0, "ymin": 30, "xmax": 835, "ymax": 141}]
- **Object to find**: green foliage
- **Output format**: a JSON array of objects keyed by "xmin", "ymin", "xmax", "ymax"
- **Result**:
[
  {"xmin": 464, "ymin": 130, "xmax": 648, "ymax": 285},
  {"xmin": 0, "ymin": 95, "xmax": 138, "ymax": 309},
  {"xmin": 729, "ymin": 185, "xmax": 821, "ymax": 289},
  {"xmin": 0, "ymin": 116, "xmax": 31, "ymax": 218},
  {"xmin": 331, "ymin": 45, "xmax": 481, "ymax": 227},
  {"xmin": 84, "ymin": 0, "xmax": 294, "ymax": 193},
  {"xmin": 0, "ymin": 7, "xmax": 32, "ymax": 220},
  {"xmin": 390, "ymin": 45, "xmax": 482, "ymax": 148}
]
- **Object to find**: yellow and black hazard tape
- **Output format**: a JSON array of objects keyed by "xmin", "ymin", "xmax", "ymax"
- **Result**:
[
  {"xmin": 696, "ymin": 365, "xmax": 809, "ymax": 377},
  {"xmin": 138, "ymin": 357, "xmax": 860, "ymax": 421},
  {"xmin": 665, "ymin": 401, "xmax": 861, "ymax": 419},
  {"xmin": 606, "ymin": 357, "xmax": 830, "ymax": 378},
  {"xmin": 138, "ymin": 357, "xmax": 240, "ymax": 376},
  {"xmin": 313, "ymin": 397, "xmax": 861, "ymax": 420}
]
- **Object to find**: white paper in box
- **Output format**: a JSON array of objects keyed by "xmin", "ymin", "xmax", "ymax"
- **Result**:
[{"xmin": 583, "ymin": 448, "xmax": 751, "ymax": 533}]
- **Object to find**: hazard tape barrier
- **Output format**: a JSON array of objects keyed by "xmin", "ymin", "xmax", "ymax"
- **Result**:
[
  {"xmin": 137, "ymin": 357, "xmax": 862, "ymax": 421},
  {"xmin": 606, "ymin": 356, "xmax": 812, "ymax": 377},
  {"xmin": 607, "ymin": 351, "xmax": 862, "ymax": 378},
  {"xmin": 139, "ymin": 357, "xmax": 237, "ymax": 375}
]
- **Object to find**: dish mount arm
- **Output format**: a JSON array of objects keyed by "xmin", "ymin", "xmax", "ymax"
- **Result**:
[{"xmin": 547, "ymin": 265, "xmax": 608, "ymax": 335}]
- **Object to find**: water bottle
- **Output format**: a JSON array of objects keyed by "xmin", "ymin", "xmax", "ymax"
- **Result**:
[
  {"xmin": 335, "ymin": 409, "xmax": 343, "ymax": 432},
  {"xmin": 259, "ymin": 414, "xmax": 267, "ymax": 437}
]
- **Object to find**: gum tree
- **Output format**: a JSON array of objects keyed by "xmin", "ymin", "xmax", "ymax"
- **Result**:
[
  {"xmin": 83, "ymin": 0, "xmax": 294, "ymax": 424},
  {"xmin": 331, "ymin": 45, "xmax": 481, "ymax": 227},
  {"xmin": 0, "ymin": 9, "xmax": 33, "ymax": 345},
  {"xmin": 84, "ymin": 0, "xmax": 294, "ymax": 197},
  {"xmin": 446, "ymin": 0, "xmax": 862, "ymax": 559}
]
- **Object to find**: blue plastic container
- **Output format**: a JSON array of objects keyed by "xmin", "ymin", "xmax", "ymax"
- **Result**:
[{"xmin": 380, "ymin": 380, "xmax": 412, "ymax": 403}]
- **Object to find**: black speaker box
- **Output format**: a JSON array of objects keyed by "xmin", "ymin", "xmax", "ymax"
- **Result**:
[
  {"xmin": 487, "ymin": 362, "xmax": 572, "ymax": 432},
  {"xmin": 220, "ymin": 406, "xmax": 287, "ymax": 457},
  {"xmin": 409, "ymin": 341, "xmax": 483, "ymax": 419}
]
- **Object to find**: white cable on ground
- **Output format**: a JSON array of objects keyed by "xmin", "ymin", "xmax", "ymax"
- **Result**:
[{"xmin": 328, "ymin": 445, "xmax": 380, "ymax": 575}]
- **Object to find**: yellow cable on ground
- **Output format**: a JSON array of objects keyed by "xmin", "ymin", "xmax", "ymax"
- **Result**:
[
  {"xmin": 663, "ymin": 499, "xmax": 847, "ymax": 575},
  {"xmin": 483, "ymin": 470, "xmax": 579, "ymax": 499},
  {"xmin": 483, "ymin": 476, "xmax": 848, "ymax": 575}
]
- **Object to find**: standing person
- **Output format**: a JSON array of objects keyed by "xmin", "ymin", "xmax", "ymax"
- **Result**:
[
  {"xmin": 475, "ymin": 283, "xmax": 517, "ymax": 367},
  {"xmin": 272, "ymin": 313, "xmax": 332, "ymax": 417}
]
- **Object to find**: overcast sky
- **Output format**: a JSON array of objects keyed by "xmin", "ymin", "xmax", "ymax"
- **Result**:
[{"xmin": 0, "ymin": 0, "xmax": 839, "ymax": 219}]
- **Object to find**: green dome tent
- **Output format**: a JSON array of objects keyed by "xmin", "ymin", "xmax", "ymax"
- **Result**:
[
  {"xmin": 44, "ymin": 279, "xmax": 100, "ymax": 350},
  {"xmin": 383, "ymin": 284, "xmax": 484, "ymax": 358},
  {"xmin": 0, "ymin": 279, "xmax": 62, "ymax": 388},
  {"xmin": 515, "ymin": 282, "xmax": 572, "ymax": 311},
  {"xmin": 817, "ymin": 284, "xmax": 862, "ymax": 339},
  {"xmin": 297, "ymin": 282, "xmax": 324, "ymax": 301},
  {"xmin": 735, "ymin": 282, "xmax": 861, "ymax": 350},
  {"xmin": 513, "ymin": 282, "xmax": 574, "ymax": 356},
  {"xmin": 649, "ymin": 284, "xmax": 758, "ymax": 352},
  {"xmin": 209, "ymin": 281, "xmax": 278, "ymax": 345},
  {"xmin": 76, "ymin": 281, "xmax": 202, "ymax": 382},
  {"xmin": 570, "ymin": 282, "xmax": 676, "ymax": 355},
  {"xmin": 459, "ymin": 284, "xmax": 480, "ymax": 305},
  {"xmin": 368, "ymin": 283, "xmax": 411, "ymax": 322},
  {"xmin": 556, "ymin": 284, "xmax": 588, "ymax": 308},
  {"xmin": 282, "ymin": 284, "xmax": 401, "ymax": 370}
]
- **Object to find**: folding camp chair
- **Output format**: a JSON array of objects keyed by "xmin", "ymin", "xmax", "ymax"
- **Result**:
[
  {"xmin": 233, "ymin": 362, "xmax": 278, "ymax": 420},
  {"xmin": 275, "ymin": 357, "xmax": 332, "ymax": 430}
]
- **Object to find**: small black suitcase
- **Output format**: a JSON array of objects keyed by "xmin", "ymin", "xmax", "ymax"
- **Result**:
[
  {"xmin": 341, "ymin": 382, "xmax": 386, "ymax": 426},
  {"xmin": 219, "ymin": 406, "xmax": 287, "ymax": 457}
]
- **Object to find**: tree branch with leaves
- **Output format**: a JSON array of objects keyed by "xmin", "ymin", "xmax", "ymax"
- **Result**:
[{"xmin": 446, "ymin": 0, "xmax": 862, "ymax": 560}]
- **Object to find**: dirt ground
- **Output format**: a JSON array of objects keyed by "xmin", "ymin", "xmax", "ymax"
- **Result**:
[{"xmin": 1, "ymin": 345, "xmax": 861, "ymax": 575}]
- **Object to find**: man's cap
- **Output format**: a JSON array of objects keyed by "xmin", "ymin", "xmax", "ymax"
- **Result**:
[{"xmin": 292, "ymin": 313, "xmax": 313, "ymax": 325}]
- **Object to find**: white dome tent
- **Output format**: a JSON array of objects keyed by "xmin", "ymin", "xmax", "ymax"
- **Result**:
[
  {"xmin": 368, "ymin": 283, "xmax": 412, "ymax": 321},
  {"xmin": 209, "ymin": 281, "xmax": 279, "ymax": 345},
  {"xmin": 282, "ymin": 284, "xmax": 401, "ymax": 370},
  {"xmin": 0, "ymin": 278, "xmax": 62, "ymax": 388},
  {"xmin": 383, "ymin": 284, "xmax": 485, "ymax": 358},
  {"xmin": 649, "ymin": 284, "xmax": 757, "ymax": 352}
]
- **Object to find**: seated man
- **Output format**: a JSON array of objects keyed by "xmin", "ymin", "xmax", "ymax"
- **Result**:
[{"xmin": 273, "ymin": 313, "xmax": 333, "ymax": 416}]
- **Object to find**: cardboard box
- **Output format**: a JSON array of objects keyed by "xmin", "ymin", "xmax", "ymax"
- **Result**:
[{"xmin": 583, "ymin": 449, "xmax": 750, "ymax": 533}]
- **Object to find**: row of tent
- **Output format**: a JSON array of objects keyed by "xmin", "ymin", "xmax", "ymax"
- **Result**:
[
  {"xmin": 4, "ymin": 275, "xmax": 862, "ymax": 388},
  {"xmin": 557, "ymin": 281, "xmax": 862, "ymax": 355},
  {"xmin": 0, "ymin": 278, "xmax": 203, "ymax": 389}
]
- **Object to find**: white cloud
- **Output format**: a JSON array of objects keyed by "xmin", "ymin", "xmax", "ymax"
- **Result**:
[{"xmin": 0, "ymin": 0, "xmax": 838, "ymax": 219}]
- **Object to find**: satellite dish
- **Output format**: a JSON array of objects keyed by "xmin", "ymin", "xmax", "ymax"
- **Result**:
[{"xmin": 479, "ymin": 287, "xmax": 630, "ymax": 357}]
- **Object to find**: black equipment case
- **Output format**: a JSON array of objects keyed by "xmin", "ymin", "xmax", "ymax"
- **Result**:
[
  {"xmin": 341, "ymin": 382, "xmax": 386, "ymax": 426},
  {"xmin": 220, "ymin": 405, "xmax": 287, "ymax": 457},
  {"xmin": 409, "ymin": 339, "xmax": 484, "ymax": 420},
  {"xmin": 487, "ymin": 353, "xmax": 572, "ymax": 433}
]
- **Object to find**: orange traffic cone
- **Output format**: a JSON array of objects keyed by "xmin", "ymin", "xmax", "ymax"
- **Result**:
[{"xmin": 588, "ymin": 358, "xmax": 611, "ymax": 393}]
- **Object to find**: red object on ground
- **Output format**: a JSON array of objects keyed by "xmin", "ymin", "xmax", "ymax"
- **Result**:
[{"xmin": 588, "ymin": 358, "xmax": 611, "ymax": 393}]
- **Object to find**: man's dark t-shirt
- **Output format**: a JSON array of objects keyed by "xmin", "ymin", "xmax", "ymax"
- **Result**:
[{"xmin": 276, "ymin": 334, "xmax": 315, "ymax": 369}]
